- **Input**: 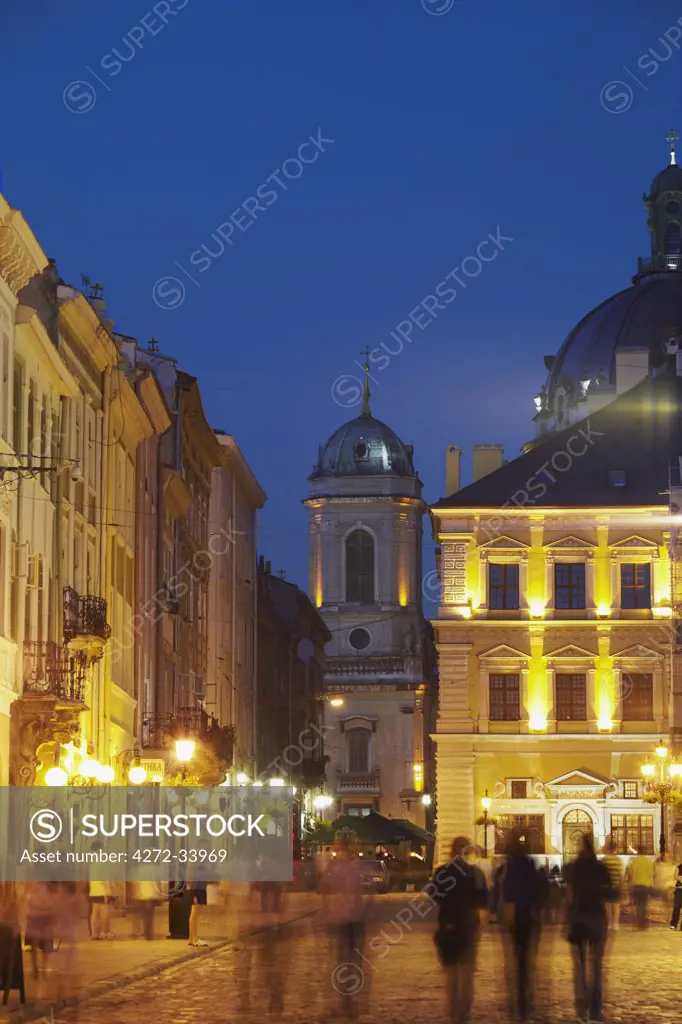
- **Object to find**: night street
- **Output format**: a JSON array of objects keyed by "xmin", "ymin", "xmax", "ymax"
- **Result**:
[{"xmin": 45, "ymin": 895, "xmax": 681, "ymax": 1024}]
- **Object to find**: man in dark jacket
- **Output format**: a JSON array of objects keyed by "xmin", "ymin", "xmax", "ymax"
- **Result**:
[
  {"xmin": 430, "ymin": 836, "xmax": 488, "ymax": 1023},
  {"xmin": 567, "ymin": 835, "xmax": 613, "ymax": 1023},
  {"xmin": 500, "ymin": 831, "xmax": 542, "ymax": 1022}
]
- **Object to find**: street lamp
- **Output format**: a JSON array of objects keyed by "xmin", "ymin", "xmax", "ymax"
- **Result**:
[
  {"xmin": 481, "ymin": 790, "xmax": 492, "ymax": 858},
  {"xmin": 640, "ymin": 740, "xmax": 682, "ymax": 860},
  {"xmin": 175, "ymin": 739, "xmax": 196, "ymax": 762}
]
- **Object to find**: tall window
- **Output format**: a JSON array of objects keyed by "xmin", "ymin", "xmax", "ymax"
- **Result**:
[
  {"xmin": 622, "ymin": 673, "xmax": 653, "ymax": 721},
  {"xmin": 621, "ymin": 563, "xmax": 651, "ymax": 609},
  {"xmin": 347, "ymin": 728, "xmax": 370, "ymax": 774},
  {"xmin": 665, "ymin": 222, "xmax": 682, "ymax": 254},
  {"xmin": 555, "ymin": 673, "xmax": 587, "ymax": 721},
  {"xmin": 495, "ymin": 815, "xmax": 545, "ymax": 854},
  {"xmin": 554, "ymin": 563, "xmax": 585, "ymax": 609},
  {"xmin": 345, "ymin": 530, "xmax": 375, "ymax": 603},
  {"xmin": 489, "ymin": 673, "xmax": 520, "ymax": 721},
  {"xmin": 489, "ymin": 563, "xmax": 519, "ymax": 610},
  {"xmin": 610, "ymin": 814, "xmax": 654, "ymax": 854}
]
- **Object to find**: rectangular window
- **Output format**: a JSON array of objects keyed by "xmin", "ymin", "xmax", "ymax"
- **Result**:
[
  {"xmin": 622, "ymin": 673, "xmax": 653, "ymax": 721},
  {"xmin": 510, "ymin": 779, "xmax": 528, "ymax": 799},
  {"xmin": 623, "ymin": 781, "xmax": 639, "ymax": 799},
  {"xmin": 555, "ymin": 673, "xmax": 587, "ymax": 721},
  {"xmin": 620, "ymin": 563, "xmax": 651, "ymax": 609},
  {"xmin": 495, "ymin": 814, "xmax": 545, "ymax": 854},
  {"xmin": 489, "ymin": 674, "xmax": 520, "ymax": 720},
  {"xmin": 489, "ymin": 563, "xmax": 519, "ymax": 610},
  {"xmin": 554, "ymin": 563, "xmax": 586, "ymax": 609},
  {"xmin": 610, "ymin": 814, "xmax": 653, "ymax": 854}
]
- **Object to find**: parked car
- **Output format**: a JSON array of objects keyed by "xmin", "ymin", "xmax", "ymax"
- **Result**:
[{"xmin": 357, "ymin": 859, "xmax": 389, "ymax": 893}]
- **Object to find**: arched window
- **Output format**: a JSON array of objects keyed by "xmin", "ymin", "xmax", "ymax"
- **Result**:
[
  {"xmin": 347, "ymin": 728, "xmax": 370, "ymax": 774},
  {"xmin": 345, "ymin": 529, "xmax": 375, "ymax": 603},
  {"xmin": 665, "ymin": 221, "xmax": 682, "ymax": 254}
]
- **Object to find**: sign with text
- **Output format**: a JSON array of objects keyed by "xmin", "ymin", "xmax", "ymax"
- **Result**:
[{"xmin": 0, "ymin": 787, "xmax": 292, "ymax": 882}]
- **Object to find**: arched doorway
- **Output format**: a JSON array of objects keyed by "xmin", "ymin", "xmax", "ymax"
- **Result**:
[{"xmin": 562, "ymin": 809, "xmax": 593, "ymax": 860}]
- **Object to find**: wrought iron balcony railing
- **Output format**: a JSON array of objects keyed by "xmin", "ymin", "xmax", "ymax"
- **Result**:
[
  {"xmin": 23, "ymin": 641, "xmax": 89, "ymax": 705},
  {"xmin": 141, "ymin": 707, "xmax": 235, "ymax": 764},
  {"xmin": 326, "ymin": 656, "xmax": 406, "ymax": 677},
  {"xmin": 63, "ymin": 587, "xmax": 111, "ymax": 649}
]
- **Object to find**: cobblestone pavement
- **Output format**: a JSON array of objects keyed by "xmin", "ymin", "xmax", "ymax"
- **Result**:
[{"xmin": 48, "ymin": 895, "xmax": 681, "ymax": 1024}]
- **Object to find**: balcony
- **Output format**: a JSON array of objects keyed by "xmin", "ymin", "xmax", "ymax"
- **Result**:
[
  {"xmin": 23, "ymin": 641, "xmax": 89, "ymax": 706},
  {"xmin": 141, "ymin": 706, "xmax": 235, "ymax": 765},
  {"xmin": 336, "ymin": 770, "xmax": 381, "ymax": 794},
  {"xmin": 63, "ymin": 587, "xmax": 110, "ymax": 659},
  {"xmin": 326, "ymin": 656, "xmax": 406, "ymax": 678}
]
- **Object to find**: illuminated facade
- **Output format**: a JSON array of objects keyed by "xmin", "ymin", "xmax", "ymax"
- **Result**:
[
  {"xmin": 305, "ymin": 366, "xmax": 433, "ymax": 826},
  {"xmin": 432, "ymin": 139, "xmax": 682, "ymax": 864},
  {"xmin": 207, "ymin": 431, "xmax": 265, "ymax": 782}
]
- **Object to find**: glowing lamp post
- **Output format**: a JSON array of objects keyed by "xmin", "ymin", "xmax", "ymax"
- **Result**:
[
  {"xmin": 175, "ymin": 739, "xmax": 196, "ymax": 763},
  {"xmin": 481, "ymin": 790, "xmax": 492, "ymax": 858},
  {"xmin": 641, "ymin": 741, "xmax": 682, "ymax": 860}
]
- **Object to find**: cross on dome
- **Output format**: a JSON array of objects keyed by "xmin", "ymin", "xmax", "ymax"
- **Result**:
[{"xmin": 667, "ymin": 128, "xmax": 679, "ymax": 165}]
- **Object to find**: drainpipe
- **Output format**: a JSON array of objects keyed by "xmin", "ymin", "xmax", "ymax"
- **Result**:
[
  {"xmin": 98, "ymin": 366, "xmax": 112, "ymax": 761},
  {"xmin": 231, "ymin": 468, "xmax": 236, "ymax": 761}
]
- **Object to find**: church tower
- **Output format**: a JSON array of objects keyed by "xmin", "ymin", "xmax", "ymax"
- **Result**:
[{"xmin": 305, "ymin": 355, "xmax": 431, "ymax": 826}]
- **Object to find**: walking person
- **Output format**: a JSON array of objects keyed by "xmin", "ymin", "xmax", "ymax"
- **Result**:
[
  {"xmin": 325, "ymin": 844, "xmax": 370, "ymax": 1018},
  {"xmin": 630, "ymin": 846, "xmax": 654, "ymax": 929},
  {"xmin": 132, "ymin": 881, "xmax": 158, "ymax": 941},
  {"xmin": 669, "ymin": 859, "xmax": 682, "ymax": 930},
  {"xmin": 430, "ymin": 836, "xmax": 488, "ymax": 1024},
  {"xmin": 566, "ymin": 835, "xmax": 614, "ymax": 1024},
  {"xmin": 187, "ymin": 881, "xmax": 209, "ymax": 947},
  {"xmin": 601, "ymin": 838, "xmax": 623, "ymax": 932},
  {"xmin": 500, "ymin": 832, "xmax": 542, "ymax": 1022}
]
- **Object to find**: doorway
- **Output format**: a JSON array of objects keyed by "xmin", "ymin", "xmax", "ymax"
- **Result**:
[{"xmin": 562, "ymin": 808, "xmax": 593, "ymax": 860}]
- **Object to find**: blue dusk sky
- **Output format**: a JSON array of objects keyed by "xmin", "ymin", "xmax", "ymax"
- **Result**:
[{"xmin": 2, "ymin": 0, "xmax": 681, "ymax": 600}]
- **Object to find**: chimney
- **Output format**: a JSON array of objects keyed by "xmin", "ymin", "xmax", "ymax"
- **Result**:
[
  {"xmin": 258, "ymin": 555, "xmax": 264, "ymax": 572},
  {"xmin": 265, "ymin": 560, "xmax": 272, "ymax": 575},
  {"xmin": 445, "ymin": 446, "xmax": 461, "ymax": 494},
  {"xmin": 472, "ymin": 444, "xmax": 504, "ymax": 482},
  {"xmin": 615, "ymin": 347, "xmax": 648, "ymax": 394}
]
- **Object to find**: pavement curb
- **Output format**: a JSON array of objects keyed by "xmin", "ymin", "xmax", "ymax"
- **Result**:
[{"xmin": 5, "ymin": 909, "xmax": 316, "ymax": 1023}]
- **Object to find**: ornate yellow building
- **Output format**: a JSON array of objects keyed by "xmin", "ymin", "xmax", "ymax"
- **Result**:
[{"xmin": 431, "ymin": 142, "xmax": 682, "ymax": 865}]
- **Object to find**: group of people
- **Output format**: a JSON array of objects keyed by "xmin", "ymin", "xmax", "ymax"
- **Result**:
[{"xmin": 431, "ymin": 831, "xmax": 638, "ymax": 1024}]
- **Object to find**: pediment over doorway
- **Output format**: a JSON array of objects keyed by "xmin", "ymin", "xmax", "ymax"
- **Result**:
[{"xmin": 545, "ymin": 768, "xmax": 611, "ymax": 798}]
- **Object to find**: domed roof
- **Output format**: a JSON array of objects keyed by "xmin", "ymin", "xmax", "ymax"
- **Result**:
[
  {"xmin": 649, "ymin": 161, "xmax": 682, "ymax": 197},
  {"xmin": 311, "ymin": 412, "xmax": 416, "ymax": 479},
  {"xmin": 544, "ymin": 273, "xmax": 682, "ymax": 409}
]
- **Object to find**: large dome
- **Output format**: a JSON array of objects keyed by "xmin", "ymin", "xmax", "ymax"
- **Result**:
[
  {"xmin": 311, "ymin": 412, "xmax": 417, "ymax": 479},
  {"xmin": 535, "ymin": 139, "xmax": 682, "ymax": 437},
  {"xmin": 544, "ymin": 273, "xmax": 682, "ymax": 410}
]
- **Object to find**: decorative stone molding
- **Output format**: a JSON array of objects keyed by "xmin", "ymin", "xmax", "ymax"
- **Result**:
[
  {"xmin": 9, "ymin": 698, "xmax": 83, "ymax": 785},
  {"xmin": 0, "ymin": 224, "xmax": 41, "ymax": 294},
  {"xmin": 441, "ymin": 539, "xmax": 469, "ymax": 606}
]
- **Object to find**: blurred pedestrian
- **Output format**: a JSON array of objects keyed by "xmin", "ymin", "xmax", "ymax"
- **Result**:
[
  {"xmin": 601, "ymin": 838, "xmax": 623, "ymax": 932},
  {"xmin": 630, "ymin": 846, "xmax": 654, "ymax": 929},
  {"xmin": 88, "ymin": 876, "xmax": 113, "ymax": 940},
  {"xmin": 669, "ymin": 859, "xmax": 682, "ymax": 930},
  {"xmin": 566, "ymin": 835, "xmax": 613, "ymax": 1024},
  {"xmin": 24, "ymin": 882, "xmax": 57, "ymax": 979},
  {"xmin": 430, "ymin": 836, "xmax": 487, "ymax": 1024},
  {"xmin": 187, "ymin": 881, "xmax": 208, "ymax": 947},
  {"xmin": 325, "ymin": 844, "xmax": 370, "ymax": 1017},
  {"xmin": 132, "ymin": 881, "xmax": 158, "ymax": 941},
  {"xmin": 500, "ymin": 832, "xmax": 542, "ymax": 1022}
]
